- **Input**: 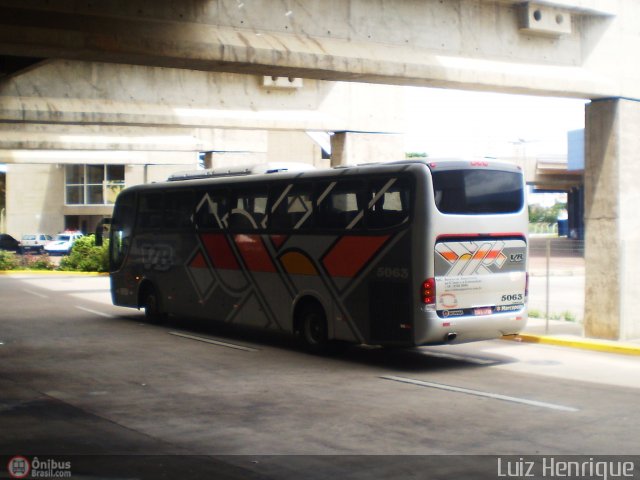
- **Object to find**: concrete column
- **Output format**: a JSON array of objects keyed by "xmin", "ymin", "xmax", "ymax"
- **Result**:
[
  {"xmin": 584, "ymin": 98, "xmax": 640, "ymax": 340},
  {"xmin": 330, "ymin": 131, "xmax": 404, "ymax": 167},
  {"xmin": 6, "ymin": 164, "xmax": 65, "ymax": 238}
]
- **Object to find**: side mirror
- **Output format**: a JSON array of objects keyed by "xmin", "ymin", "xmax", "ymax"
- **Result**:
[{"xmin": 95, "ymin": 218, "xmax": 111, "ymax": 247}]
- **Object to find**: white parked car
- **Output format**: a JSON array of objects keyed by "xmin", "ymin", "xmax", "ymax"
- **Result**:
[{"xmin": 44, "ymin": 231, "xmax": 84, "ymax": 255}]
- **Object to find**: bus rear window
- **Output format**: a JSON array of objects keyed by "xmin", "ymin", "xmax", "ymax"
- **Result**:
[{"xmin": 432, "ymin": 169, "xmax": 523, "ymax": 214}]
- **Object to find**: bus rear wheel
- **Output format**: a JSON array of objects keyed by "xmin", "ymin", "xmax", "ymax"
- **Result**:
[{"xmin": 299, "ymin": 304, "xmax": 328, "ymax": 352}]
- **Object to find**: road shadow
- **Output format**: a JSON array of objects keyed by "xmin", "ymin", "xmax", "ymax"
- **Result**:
[{"xmin": 117, "ymin": 313, "xmax": 518, "ymax": 374}]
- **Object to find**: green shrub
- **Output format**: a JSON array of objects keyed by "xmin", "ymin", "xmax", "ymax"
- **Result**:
[
  {"xmin": 0, "ymin": 250, "xmax": 19, "ymax": 270},
  {"xmin": 59, "ymin": 235, "xmax": 109, "ymax": 272},
  {"xmin": 528, "ymin": 309, "xmax": 542, "ymax": 318},
  {"xmin": 529, "ymin": 309, "xmax": 577, "ymax": 322}
]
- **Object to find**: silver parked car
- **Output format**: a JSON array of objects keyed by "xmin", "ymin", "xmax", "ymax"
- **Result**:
[{"xmin": 21, "ymin": 233, "xmax": 53, "ymax": 254}]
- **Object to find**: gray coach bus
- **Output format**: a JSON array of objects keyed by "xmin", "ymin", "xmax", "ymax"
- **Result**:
[{"xmin": 109, "ymin": 159, "xmax": 528, "ymax": 349}]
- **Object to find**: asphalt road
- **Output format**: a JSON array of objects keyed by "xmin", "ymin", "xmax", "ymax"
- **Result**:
[{"xmin": 1, "ymin": 274, "xmax": 639, "ymax": 479}]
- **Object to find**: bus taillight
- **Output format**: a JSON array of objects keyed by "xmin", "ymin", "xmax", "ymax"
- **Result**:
[{"xmin": 421, "ymin": 278, "xmax": 435, "ymax": 304}]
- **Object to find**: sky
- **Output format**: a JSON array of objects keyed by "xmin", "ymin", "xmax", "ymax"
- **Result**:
[{"xmin": 403, "ymin": 86, "xmax": 588, "ymax": 159}]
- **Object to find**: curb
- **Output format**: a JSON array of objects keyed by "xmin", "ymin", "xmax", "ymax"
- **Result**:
[
  {"xmin": 503, "ymin": 333, "xmax": 640, "ymax": 356},
  {"xmin": 0, "ymin": 270, "xmax": 108, "ymax": 276}
]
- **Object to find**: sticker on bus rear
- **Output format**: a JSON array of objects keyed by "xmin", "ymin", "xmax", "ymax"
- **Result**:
[{"xmin": 434, "ymin": 238, "xmax": 527, "ymax": 314}]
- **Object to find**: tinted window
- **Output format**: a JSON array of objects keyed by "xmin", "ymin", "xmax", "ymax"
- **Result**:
[
  {"xmin": 228, "ymin": 188, "xmax": 269, "ymax": 231},
  {"xmin": 194, "ymin": 190, "xmax": 229, "ymax": 231},
  {"xmin": 432, "ymin": 169, "xmax": 523, "ymax": 214},
  {"xmin": 269, "ymin": 184, "xmax": 314, "ymax": 230},
  {"xmin": 316, "ymin": 181, "xmax": 366, "ymax": 230},
  {"xmin": 164, "ymin": 190, "xmax": 194, "ymax": 229},
  {"xmin": 367, "ymin": 177, "xmax": 411, "ymax": 229},
  {"xmin": 137, "ymin": 193, "xmax": 164, "ymax": 230}
]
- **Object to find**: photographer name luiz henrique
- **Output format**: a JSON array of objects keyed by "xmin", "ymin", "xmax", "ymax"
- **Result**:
[
  {"xmin": 7, "ymin": 456, "xmax": 72, "ymax": 479},
  {"xmin": 497, "ymin": 457, "xmax": 637, "ymax": 479}
]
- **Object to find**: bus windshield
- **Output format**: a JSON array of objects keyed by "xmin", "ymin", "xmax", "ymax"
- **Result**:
[{"xmin": 432, "ymin": 168, "xmax": 524, "ymax": 214}]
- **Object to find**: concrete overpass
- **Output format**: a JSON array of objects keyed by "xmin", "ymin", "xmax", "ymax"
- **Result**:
[{"xmin": 1, "ymin": 0, "xmax": 639, "ymax": 341}]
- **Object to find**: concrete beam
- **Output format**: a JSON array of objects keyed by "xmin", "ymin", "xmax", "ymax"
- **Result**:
[
  {"xmin": 0, "ymin": 123, "xmax": 268, "ymax": 152},
  {"xmin": 0, "ymin": 60, "xmax": 404, "ymax": 132},
  {"xmin": 0, "ymin": 0, "xmax": 634, "ymax": 99},
  {"xmin": 0, "ymin": 149, "xmax": 198, "ymax": 165}
]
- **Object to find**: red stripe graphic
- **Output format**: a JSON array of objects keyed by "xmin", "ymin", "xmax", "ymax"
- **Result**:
[
  {"xmin": 270, "ymin": 235, "xmax": 288, "ymax": 250},
  {"xmin": 189, "ymin": 251, "xmax": 208, "ymax": 269},
  {"xmin": 200, "ymin": 233, "xmax": 240, "ymax": 270},
  {"xmin": 323, "ymin": 235, "xmax": 389, "ymax": 278},
  {"xmin": 234, "ymin": 234, "xmax": 277, "ymax": 273}
]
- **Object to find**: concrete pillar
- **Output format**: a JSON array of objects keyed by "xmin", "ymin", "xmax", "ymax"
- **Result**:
[
  {"xmin": 330, "ymin": 131, "xmax": 404, "ymax": 167},
  {"xmin": 6, "ymin": 164, "xmax": 65, "ymax": 238},
  {"xmin": 267, "ymin": 131, "xmax": 327, "ymax": 169},
  {"xmin": 584, "ymin": 98, "xmax": 640, "ymax": 340}
]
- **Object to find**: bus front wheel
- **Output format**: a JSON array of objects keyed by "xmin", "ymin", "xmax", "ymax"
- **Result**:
[
  {"xmin": 142, "ymin": 285, "xmax": 165, "ymax": 324},
  {"xmin": 299, "ymin": 304, "xmax": 328, "ymax": 352}
]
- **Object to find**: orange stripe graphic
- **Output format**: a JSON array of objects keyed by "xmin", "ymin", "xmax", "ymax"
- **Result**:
[{"xmin": 280, "ymin": 251, "xmax": 318, "ymax": 276}]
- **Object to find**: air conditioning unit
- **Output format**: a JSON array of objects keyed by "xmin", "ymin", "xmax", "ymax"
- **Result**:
[{"xmin": 519, "ymin": 2, "xmax": 572, "ymax": 37}]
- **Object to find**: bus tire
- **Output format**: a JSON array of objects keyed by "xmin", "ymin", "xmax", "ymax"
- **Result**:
[
  {"xmin": 299, "ymin": 304, "xmax": 328, "ymax": 352},
  {"xmin": 141, "ymin": 284, "xmax": 165, "ymax": 324}
]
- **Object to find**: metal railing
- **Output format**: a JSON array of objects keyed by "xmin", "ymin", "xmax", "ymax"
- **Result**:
[{"xmin": 528, "ymin": 236, "xmax": 585, "ymax": 334}]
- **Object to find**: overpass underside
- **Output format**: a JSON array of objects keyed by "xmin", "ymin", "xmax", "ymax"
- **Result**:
[
  {"xmin": 0, "ymin": 0, "xmax": 639, "ymax": 340},
  {"xmin": 0, "ymin": 0, "xmax": 624, "ymax": 98}
]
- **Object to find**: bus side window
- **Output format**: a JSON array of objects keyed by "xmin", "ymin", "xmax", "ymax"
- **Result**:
[
  {"xmin": 164, "ymin": 190, "xmax": 194, "ymax": 230},
  {"xmin": 367, "ymin": 177, "xmax": 410, "ymax": 229},
  {"xmin": 137, "ymin": 193, "xmax": 164, "ymax": 231},
  {"xmin": 194, "ymin": 190, "xmax": 228, "ymax": 231},
  {"xmin": 316, "ymin": 181, "xmax": 366, "ymax": 230},
  {"xmin": 269, "ymin": 184, "xmax": 314, "ymax": 230},
  {"xmin": 228, "ymin": 189, "xmax": 269, "ymax": 231}
]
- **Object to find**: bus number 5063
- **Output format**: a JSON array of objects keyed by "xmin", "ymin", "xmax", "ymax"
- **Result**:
[
  {"xmin": 501, "ymin": 294, "xmax": 523, "ymax": 302},
  {"xmin": 376, "ymin": 267, "xmax": 409, "ymax": 280}
]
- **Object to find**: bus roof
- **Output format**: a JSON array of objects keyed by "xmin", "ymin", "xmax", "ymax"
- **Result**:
[
  {"xmin": 123, "ymin": 159, "xmax": 521, "ymax": 194},
  {"xmin": 167, "ymin": 162, "xmax": 316, "ymax": 181}
]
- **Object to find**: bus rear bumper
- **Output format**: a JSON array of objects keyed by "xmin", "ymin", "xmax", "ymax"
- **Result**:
[{"xmin": 414, "ymin": 307, "xmax": 528, "ymax": 346}]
